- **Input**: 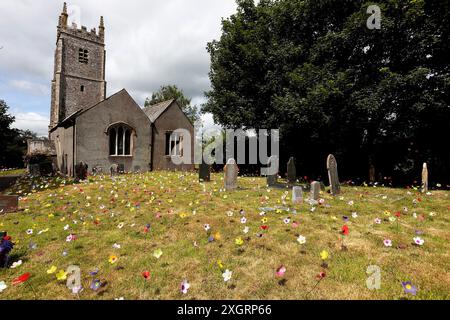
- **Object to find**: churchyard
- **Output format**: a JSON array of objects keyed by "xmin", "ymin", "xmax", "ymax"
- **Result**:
[{"xmin": 0, "ymin": 161, "xmax": 449, "ymax": 300}]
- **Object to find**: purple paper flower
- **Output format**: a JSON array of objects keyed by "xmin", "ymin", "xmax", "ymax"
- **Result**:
[
  {"xmin": 402, "ymin": 282, "xmax": 417, "ymax": 295},
  {"xmin": 90, "ymin": 279, "xmax": 101, "ymax": 291}
]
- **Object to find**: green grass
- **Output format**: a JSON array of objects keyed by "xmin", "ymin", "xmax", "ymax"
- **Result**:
[
  {"xmin": 0, "ymin": 171, "xmax": 449, "ymax": 300},
  {"xmin": 0, "ymin": 168, "xmax": 26, "ymax": 177}
]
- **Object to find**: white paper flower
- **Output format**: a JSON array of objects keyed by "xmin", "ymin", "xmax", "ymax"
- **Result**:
[
  {"xmin": 240, "ymin": 217, "xmax": 247, "ymax": 224},
  {"xmin": 283, "ymin": 217, "xmax": 291, "ymax": 224},
  {"xmin": 117, "ymin": 222, "xmax": 124, "ymax": 229},
  {"xmin": 226, "ymin": 211, "xmax": 234, "ymax": 217},
  {"xmin": 222, "ymin": 269, "xmax": 232, "ymax": 282},
  {"xmin": 383, "ymin": 239, "xmax": 392, "ymax": 247},
  {"xmin": 413, "ymin": 237, "xmax": 424, "ymax": 246},
  {"xmin": 0, "ymin": 281, "xmax": 7, "ymax": 293},
  {"xmin": 26, "ymin": 229, "xmax": 33, "ymax": 235},
  {"xmin": 10, "ymin": 260, "xmax": 22, "ymax": 269},
  {"xmin": 243, "ymin": 226, "xmax": 250, "ymax": 234},
  {"xmin": 180, "ymin": 279, "xmax": 190, "ymax": 294},
  {"xmin": 204, "ymin": 224, "xmax": 211, "ymax": 231},
  {"xmin": 374, "ymin": 218, "xmax": 381, "ymax": 224},
  {"xmin": 63, "ymin": 224, "xmax": 70, "ymax": 230},
  {"xmin": 112, "ymin": 243, "xmax": 121, "ymax": 249},
  {"xmin": 352, "ymin": 212, "xmax": 358, "ymax": 218},
  {"xmin": 297, "ymin": 235, "xmax": 306, "ymax": 245}
]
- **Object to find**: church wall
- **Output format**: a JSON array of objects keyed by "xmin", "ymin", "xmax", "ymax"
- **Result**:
[
  {"xmin": 75, "ymin": 90, "xmax": 152, "ymax": 174},
  {"xmin": 152, "ymin": 103, "xmax": 195, "ymax": 171}
]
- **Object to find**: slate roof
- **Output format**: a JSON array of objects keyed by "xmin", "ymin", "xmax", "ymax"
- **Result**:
[{"xmin": 142, "ymin": 99, "xmax": 175, "ymax": 122}]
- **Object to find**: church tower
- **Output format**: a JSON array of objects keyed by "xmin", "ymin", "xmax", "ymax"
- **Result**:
[{"xmin": 49, "ymin": 2, "xmax": 106, "ymax": 132}]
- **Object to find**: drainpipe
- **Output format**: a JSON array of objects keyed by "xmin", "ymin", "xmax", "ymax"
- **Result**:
[{"xmin": 150, "ymin": 123, "xmax": 154, "ymax": 171}]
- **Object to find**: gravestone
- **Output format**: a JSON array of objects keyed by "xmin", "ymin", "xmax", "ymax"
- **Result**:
[
  {"xmin": 266, "ymin": 155, "xmax": 279, "ymax": 186},
  {"xmin": 287, "ymin": 157, "xmax": 296, "ymax": 183},
  {"xmin": 292, "ymin": 186, "xmax": 303, "ymax": 204},
  {"xmin": 327, "ymin": 154, "xmax": 341, "ymax": 195},
  {"xmin": 310, "ymin": 181, "xmax": 320, "ymax": 201},
  {"xmin": 74, "ymin": 162, "xmax": 87, "ymax": 182},
  {"xmin": 0, "ymin": 195, "xmax": 19, "ymax": 213},
  {"xmin": 199, "ymin": 162, "xmax": 211, "ymax": 182},
  {"xmin": 224, "ymin": 158, "xmax": 238, "ymax": 190},
  {"xmin": 117, "ymin": 164, "xmax": 125, "ymax": 173},
  {"xmin": 110, "ymin": 164, "xmax": 119, "ymax": 176},
  {"xmin": 421, "ymin": 163, "xmax": 428, "ymax": 193},
  {"xmin": 29, "ymin": 164, "xmax": 40, "ymax": 176}
]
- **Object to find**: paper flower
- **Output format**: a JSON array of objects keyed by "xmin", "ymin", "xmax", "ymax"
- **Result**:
[
  {"xmin": 90, "ymin": 279, "xmax": 101, "ymax": 291},
  {"xmin": 12, "ymin": 273, "xmax": 30, "ymax": 285},
  {"xmin": 204, "ymin": 224, "xmax": 211, "ymax": 231},
  {"xmin": 261, "ymin": 217, "xmax": 268, "ymax": 224},
  {"xmin": 374, "ymin": 218, "xmax": 381, "ymax": 224},
  {"xmin": 297, "ymin": 235, "xmax": 306, "ymax": 245},
  {"xmin": 276, "ymin": 265, "xmax": 286, "ymax": 277},
  {"xmin": 226, "ymin": 211, "xmax": 234, "ymax": 217},
  {"xmin": 320, "ymin": 250, "xmax": 329, "ymax": 260},
  {"xmin": 383, "ymin": 239, "xmax": 393, "ymax": 247},
  {"xmin": 243, "ymin": 226, "xmax": 250, "ymax": 234},
  {"xmin": 26, "ymin": 229, "xmax": 33, "ymax": 235},
  {"xmin": 46, "ymin": 266, "xmax": 57, "ymax": 274},
  {"xmin": 142, "ymin": 271, "xmax": 150, "ymax": 280},
  {"xmin": 283, "ymin": 217, "xmax": 291, "ymax": 224},
  {"xmin": 235, "ymin": 237, "xmax": 244, "ymax": 246},
  {"xmin": 108, "ymin": 255, "xmax": 118, "ymax": 264},
  {"xmin": 56, "ymin": 270, "xmax": 67, "ymax": 281},
  {"xmin": 316, "ymin": 271, "xmax": 326, "ymax": 280},
  {"xmin": 402, "ymin": 282, "xmax": 418, "ymax": 295},
  {"xmin": 389, "ymin": 216, "xmax": 396, "ymax": 222},
  {"xmin": 112, "ymin": 243, "xmax": 121, "ymax": 249},
  {"xmin": 117, "ymin": 223, "xmax": 124, "ymax": 229},
  {"xmin": 66, "ymin": 234, "xmax": 76, "ymax": 242},
  {"xmin": 153, "ymin": 249, "xmax": 163, "ymax": 259},
  {"xmin": 240, "ymin": 217, "xmax": 247, "ymax": 224},
  {"xmin": 10, "ymin": 260, "xmax": 22, "ymax": 269},
  {"xmin": 180, "ymin": 279, "xmax": 190, "ymax": 294},
  {"xmin": 413, "ymin": 237, "xmax": 424, "ymax": 246},
  {"xmin": 0, "ymin": 281, "xmax": 7, "ymax": 293},
  {"xmin": 341, "ymin": 225, "xmax": 349, "ymax": 236},
  {"xmin": 222, "ymin": 269, "xmax": 232, "ymax": 282},
  {"xmin": 351, "ymin": 212, "xmax": 358, "ymax": 218}
]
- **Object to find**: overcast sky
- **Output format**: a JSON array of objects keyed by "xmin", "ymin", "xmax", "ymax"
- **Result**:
[{"xmin": 0, "ymin": 0, "xmax": 237, "ymax": 136}]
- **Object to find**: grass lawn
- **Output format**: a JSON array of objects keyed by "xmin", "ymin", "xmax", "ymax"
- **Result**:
[
  {"xmin": 0, "ymin": 169, "xmax": 26, "ymax": 177},
  {"xmin": 0, "ymin": 171, "xmax": 449, "ymax": 300}
]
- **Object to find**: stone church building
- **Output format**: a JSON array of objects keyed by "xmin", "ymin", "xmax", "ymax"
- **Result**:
[{"xmin": 46, "ymin": 3, "xmax": 194, "ymax": 176}]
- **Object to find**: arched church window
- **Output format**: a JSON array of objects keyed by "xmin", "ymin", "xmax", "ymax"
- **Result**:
[{"xmin": 108, "ymin": 124, "xmax": 133, "ymax": 156}]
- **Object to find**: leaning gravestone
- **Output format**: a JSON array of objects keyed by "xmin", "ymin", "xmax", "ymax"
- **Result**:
[
  {"xmin": 292, "ymin": 186, "xmax": 303, "ymax": 204},
  {"xmin": 0, "ymin": 195, "xmax": 19, "ymax": 213},
  {"xmin": 287, "ymin": 157, "xmax": 296, "ymax": 183},
  {"xmin": 327, "ymin": 154, "xmax": 341, "ymax": 195},
  {"xmin": 421, "ymin": 163, "xmax": 428, "ymax": 193},
  {"xmin": 266, "ymin": 155, "xmax": 279, "ymax": 186},
  {"xmin": 110, "ymin": 164, "xmax": 119, "ymax": 176},
  {"xmin": 224, "ymin": 158, "xmax": 238, "ymax": 190},
  {"xmin": 199, "ymin": 162, "xmax": 211, "ymax": 182},
  {"xmin": 74, "ymin": 162, "xmax": 87, "ymax": 182},
  {"xmin": 310, "ymin": 181, "xmax": 320, "ymax": 201}
]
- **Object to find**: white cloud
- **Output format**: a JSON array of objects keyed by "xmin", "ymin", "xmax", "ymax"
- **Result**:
[
  {"xmin": 10, "ymin": 111, "xmax": 49, "ymax": 137},
  {"xmin": 9, "ymin": 80, "xmax": 49, "ymax": 96}
]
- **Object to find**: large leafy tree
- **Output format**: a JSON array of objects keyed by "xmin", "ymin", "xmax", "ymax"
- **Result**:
[
  {"xmin": 144, "ymin": 85, "xmax": 199, "ymax": 123},
  {"xmin": 204, "ymin": 0, "xmax": 450, "ymax": 185},
  {"xmin": 0, "ymin": 99, "xmax": 37, "ymax": 168}
]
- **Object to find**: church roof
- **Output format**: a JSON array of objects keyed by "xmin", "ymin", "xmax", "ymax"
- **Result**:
[{"xmin": 142, "ymin": 99, "xmax": 176, "ymax": 122}]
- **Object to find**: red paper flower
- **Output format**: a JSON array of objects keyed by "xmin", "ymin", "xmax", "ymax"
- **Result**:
[
  {"xmin": 260, "ymin": 225, "xmax": 269, "ymax": 231},
  {"xmin": 395, "ymin": 211, "xmax": 401, "ymax": 218},
  {"xmin": 341, "ymin": 225, "xmax": 349, "ymax": 236},
  {"xmin": 316, "ymin": 271, "xmax": 326, "ymax": 280},
  {"xmin": 12, "ymin": 272, "xmax": 31, "ymax": 285},
  {"xmin": 142, "ymin": 271, "xmax": 150, "ymax": 280}
]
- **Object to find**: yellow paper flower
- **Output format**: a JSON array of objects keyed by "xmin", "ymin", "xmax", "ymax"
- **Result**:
[
  {"xmin": 261, "ymin": 217, "xmax": 268, "ymax": 224},
  {"xmin": 47, "ymin": 266, "xmax": 57, "ymax": 274},
  {"xmin": 235, "ymin": 237, "xmax": 244, "ymax": 246},
  {"xmin": 214, "ymin": 232, "xmax": 221, "ymax": 241},
  {"xmin": 153, "ymin": 249, "xmax": 163, "ymax": 259},
  {"xmin": 56, "ymin": 270, "xmax": 67, "ymax": 281},
  {"xmin": 383, "ymin": 210, "xmax": 391, "ymax": 216},
  {"xmin": 320, "ymin": 250, "xmax": 329, "ymax": 260},
  {"xmin": 48, "ymin": 213, "xmax": 54, "ymax": 218},
  {"xmin": 179, "ymin": 213, "xmax": 187, "ymax": 218},
  {"xmin": 217, "ymin": 260, "xmax": 224, "ymax": 269},
  {"xmin": 108, "ymin": 255, "xmax": 118, "ymax": 264}
]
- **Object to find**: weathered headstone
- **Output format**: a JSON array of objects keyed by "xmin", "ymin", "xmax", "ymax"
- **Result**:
[
  {"xmin": 327, "ymin": 154, "xmax": 340, "ymax": 195},
  {"xmin": 110, "ymin": 164, "xmax": 119, "ymax": 176},
  {"xmin": 421, "ymin": 163, "xmax": 428, "ymax": 193},
  {"xmin": 266, "ymin": 155, "xmax": 279, "ymax": 186},
  {"xmin": 287, "ymin": 157, "xmax": 296, "ymax": 183},
  {"xmin": 117, "ymin": 163, "xmax": 125, "ymax": 173},
  {"xmin": 74, "ymin": 162, "xmax": 87, "ymax": 181},
  {"xmin": 292, "ymin": 186, "xmax": 303, "ymax": 204},
  {"xmin": 199, "ymin": 162, "xmax": 211, "ymax": 182},
  {"xmin": 310, "ymin": 181, "xmax": 320, "ymax": 201},
  {"xmin": 224, "ymin": 158, "xmax": 238, "ymax": 190},
  {"xmin": 29, "ymin": 164, "xmax": 40, "ymax": 176},
  {"xmin": 0, "ymin": 195, "xmax": 19, "ymax": 213}
]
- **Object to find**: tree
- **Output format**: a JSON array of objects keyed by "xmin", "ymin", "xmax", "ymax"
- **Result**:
[
  {"xmin": 0, "ymin": 99, "xmax": 38, "ymax": 168},
  {"xmin": 144, "ymin": 85, "xmax": 199, "ymax": 123},
  {"xmin": 204, "ymin": 0, "xmax": 450, "ymax": 185}
]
